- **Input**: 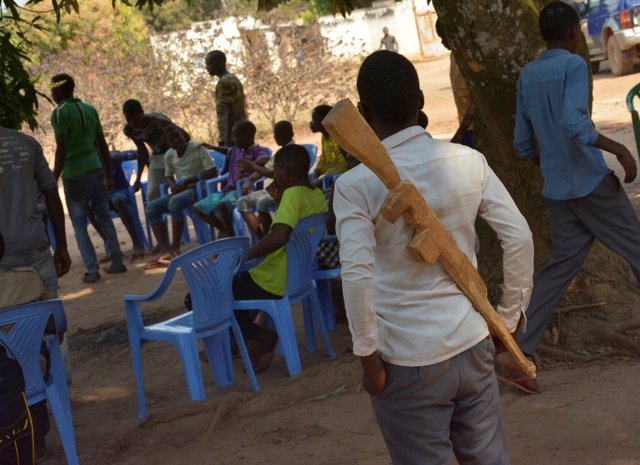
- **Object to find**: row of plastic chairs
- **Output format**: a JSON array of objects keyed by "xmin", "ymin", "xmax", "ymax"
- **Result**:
[{"xmin": 124, "ymin": 213, "xmax": 335, "ymax": 419}]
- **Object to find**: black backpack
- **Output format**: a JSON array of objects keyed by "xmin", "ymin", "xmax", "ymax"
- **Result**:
[{"xmin": 0, "ymin": 344, "xmax": 34, "ymax": 465}]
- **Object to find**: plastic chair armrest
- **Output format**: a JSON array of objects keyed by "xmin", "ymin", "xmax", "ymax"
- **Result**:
[{"xmin": 205, "ymin": 174, "xmax": 229, "ymax": 195}]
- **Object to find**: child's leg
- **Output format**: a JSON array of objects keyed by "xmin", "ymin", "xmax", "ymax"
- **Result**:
[
  {"xmin": 193, "ymin": 192, "xmax": 225, "ymax": 232},
  {"xmin": 167, "ymin": 188, "xmax": 196, "ymax": 255},
  {"xmin": 573, "ymin": 173, "xmax": 640, "ymax": 282},
  {"xmin": 146, "ymin": 194, "xmax": 173, "ymax": 255},
  {"xmin": 256, "ymin": 195, "xmax": 275, "ymax": 238},
  {"xmin": 110, "ymin": 190, "xmax": 143, "ymax": 251},
  {"xmin": 217, "ymin": 192, "xmax": 238, "ymax": 237},
  {"xmin": 237, "ymin": 191, "xmax": 261, "ymax": 234}
]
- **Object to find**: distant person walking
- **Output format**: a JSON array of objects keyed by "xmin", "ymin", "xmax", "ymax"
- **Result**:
[
  {"xmin": 50, "ymin": 73, "xmax": 127, "ymax": 283},
  {"xmin": 205, "ymin": 50, "xmax": 247, "ymax": 148},
  {"xmin": 379, "ymin": 27, "xmax": 398, "ymax": 52}
]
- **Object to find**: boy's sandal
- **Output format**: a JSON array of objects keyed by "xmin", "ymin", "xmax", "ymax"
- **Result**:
[
  {"xmin": 157, "ymin": 253, "xmax": 178, "ymax": 265},
  {"xmin": 143, "ymin": 258, "xmax": 169, "ymax": 270}
]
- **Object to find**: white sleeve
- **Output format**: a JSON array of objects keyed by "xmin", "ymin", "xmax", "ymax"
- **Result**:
[
  {"xmin": 477, "ymin": 156, "xmax": 534, "ymax": 332},
  {"xmin": 333, "ymin": 178, "xmax": 378, "ymax": 356}
]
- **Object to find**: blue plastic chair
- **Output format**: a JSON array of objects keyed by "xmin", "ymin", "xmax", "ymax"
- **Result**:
[
  {"xmin": 124, "ymin": 237, "xmax": 259, "ymax": 419},
  {"xmin": 0, "ymin": 300, "xmax": 79, "ymax": 465},
  {"xmin": 118, "ymin": 159, "xmax": 150, "ymax": 250},
  {"xmin": 302, "ymin": 143, "xmax": 318, "ymax": 169},
  {"xmin": 233, "ymin": 213, "xmax": 336, "ymax": 377}
]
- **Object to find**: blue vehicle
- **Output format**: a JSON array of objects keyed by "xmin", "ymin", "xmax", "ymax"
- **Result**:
[{"xmin": 574, "ymin": 0, "xmax": 640, "ymax": 75}]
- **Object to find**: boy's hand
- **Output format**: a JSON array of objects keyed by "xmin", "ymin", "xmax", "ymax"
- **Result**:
[
  {"xmin": 266, "ymin": 182, "xmax": 282, "ymax": 202},
  {"xmin": 237, "ymin": 159, "xmax": 253, "ymax": 171},
  {"xmin": 53, "ymin": 248, "xmax": 71, "ymax": 277},
  {"xmin": 241, "ymin": 179, "xmax": 252, "ymax": 195},
  {"xmin": 616, "ymin": 149, "xmax": 637, "ymax": 183},
  {"xmin": 360, "ymin": 353, "xmax": 387, "ymax": 396}
]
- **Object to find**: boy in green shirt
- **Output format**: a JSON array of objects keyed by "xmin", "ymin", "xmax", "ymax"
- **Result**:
[
  {"xmin": 233, "ymin": 144, "xmax": 328, "ymax": 371},
  {"xmin": 50, "ymin": 73, "xmax": 126, "ymax": 283}
]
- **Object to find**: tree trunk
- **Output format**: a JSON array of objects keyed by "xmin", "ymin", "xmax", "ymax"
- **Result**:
[{"xmin": 432, "ymin": 1, "xmax": 640, "ymax": 357}]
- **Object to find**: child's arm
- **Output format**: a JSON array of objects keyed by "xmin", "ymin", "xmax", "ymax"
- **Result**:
[
  {"xmin": 594, "ymin": 134, "xmax": 637, "ymax": 183},
  {"xmin": 201, "ymin": 142, "xmax": 230, "ymax": 155},
  {"xmin": 247, "ymin": 224, "xmax": 292, "ymax": 260},
  {"xmin": 237, "ymin": 159, "xmax": 274, "ymax": 178}
]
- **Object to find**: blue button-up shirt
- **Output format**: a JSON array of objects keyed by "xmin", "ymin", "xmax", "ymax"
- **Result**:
[{"xmin": 514, "ymin": 49, "xmax": 610, "ymax": 200}]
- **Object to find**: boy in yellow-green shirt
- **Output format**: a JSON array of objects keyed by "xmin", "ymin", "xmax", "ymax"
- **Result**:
[{"xmin": 233, "ymin": 144, "xmax": 328, "ymax": 372}]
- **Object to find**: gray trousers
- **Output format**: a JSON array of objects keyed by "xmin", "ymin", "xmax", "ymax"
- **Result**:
[
  {"xmin": 518, "ymin": 173, "xmax": 640, "ymax": 355},
  {"xmin": 371, "ymin": 337, "xmax": 508, "ymax": 465}
]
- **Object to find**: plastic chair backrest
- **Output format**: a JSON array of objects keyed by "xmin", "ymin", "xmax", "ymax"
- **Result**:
[
  {"xmin": 302, "ymin": 144, "xmax": 318, "ymax": 168},
  {"xmin": 210, "ymin": 150, "xmax": 228, "ymax": 175},
  {"xmin": 0, "ymin": 300, "xmax": 62, "ymax": 401},
  {"xmin": 120, "ymin": 160, "xmax": 137, "ymax": 185},
  {"xmin": 285, "ymin": 213, "xmax": 329, "ymax": 300},
  {"xmin": 626, "ymin": 83, "xmax": 640, "ymax": 158},
  {"xmin": 171, "ymin": 237, "xmax": 249, "ymax": 334}
]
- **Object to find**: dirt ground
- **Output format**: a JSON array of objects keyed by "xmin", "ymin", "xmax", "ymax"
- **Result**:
[{"xmin": 41, "ymin": 55, "xmax": 640, "ymax": 465}]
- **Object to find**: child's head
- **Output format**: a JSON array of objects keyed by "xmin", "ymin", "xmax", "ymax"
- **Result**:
[
  {"xmin": 539, "ymin": 1, "xmax": 581, "ymax": 51},
  {"xmin": 310, "ymin": 105, "xmax": 332, "ymax": 135},
  {"xmin": 205, "ymin": 50, "xmax": 226, "ymax": 77},
  {"xmin": 50, "ymin": 73, "xmax": 75, "ymax": 104},
  {"xmin": 232, "ymin": 120, "xmax": 257, "ymax": 149},
  {"xmin": 123, "ymin": 99, "xmax": 145, "ymax": 128},
  {"xmin": 417, "ymin": 111, "xmax": 429, "ymax": 129},
  {"xmin": 166, "ymin": 127, "xmax": 189, "ymax": 153},
  {"xmin": 357, "ymin": 51, "xmax": 423, "ymax": 132},
  {"xmin": 273, "ymin": 120, "xmax": 294, "ymax": 147},
  {"xmin": 273, "ymin": 144, "xmax": 311, "ymax": 191}
]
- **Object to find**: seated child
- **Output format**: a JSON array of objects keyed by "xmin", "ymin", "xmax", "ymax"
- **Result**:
[
  {"xmin": 236, "ymin": 120, "xmax": 295, "ymax": 238},
  {"xmin": 233, "ymin": 144, "xmax": 328, "ymax": 371},
  {"xmin": 144, "ymin": 128, "xmax": 218, "ymax": 268},
  {"xmin": 309, "ymin": 104, "xmax": 348, "ymax": 182},
  {"xmin": 194, "ymin": 120, "xmax": 270, "ymax": 237},
  {"xmin": 88, "ymin": 151, "xmax": 145, "ymax": 258}
]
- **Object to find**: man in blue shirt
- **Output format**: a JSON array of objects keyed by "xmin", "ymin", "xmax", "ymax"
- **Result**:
[{"xmin": 505, "ymin": 1, "xmax": 640, "ymax": 393}]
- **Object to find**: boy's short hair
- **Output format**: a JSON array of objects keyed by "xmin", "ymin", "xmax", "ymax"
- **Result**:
[
  {"xmin": 206, "ymin": 50, "xmax": 226, "ymax": 64},
  {"xmin": 233, "ymin": 120, "xmax": 257, "ymax": 137},
  {"xmin": 311, "ymin": 105, "xmax": 332, "ymax": 121},
  {"xmin": 274, "ymin": 144, "xmax": 310, "ymax": 176},
  {"xmin": 123, "ymin": 99, "xmax": 144, "ymax": 115},
  {"xmin": 539, "ymin": 1, "xmax": 580, "ymax": 42},
  {"xmin": 274, "ymin": 120, "xmax": 293, "ymax": 139},
  {"xmin": 357, "ymin": 50, "xmax": 421, "ymax": 125},
  {"xmin": 51, "ymin": 73, "xmax": 75, "ymax": 93}
]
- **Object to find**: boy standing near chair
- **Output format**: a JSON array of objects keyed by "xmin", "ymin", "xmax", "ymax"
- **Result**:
[
  {"xmin": 233, "ymin": 144, "xmax": 328, "ymax": 372},
  {"xmin": 194, "ymin": 120, "xmax": 270, "ymax": 237},
  {"xmin": 236, "ymin": 120, "xmax": 295, "ymax": 238},
  {"xmin": 144, "ymin": 129, "xmax": 218, "ymax": 268},
  {"xmin": 501, "ymin": 1, "xmax": 640, "ymax": 393},
  {"xmin": 333, "ymin": 50, "xmax": 534, "ymax": 465}
]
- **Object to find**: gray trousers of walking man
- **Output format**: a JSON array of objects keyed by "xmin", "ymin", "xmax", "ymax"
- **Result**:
[
  {"xmin": 518, "ymin": 173, "xmax": 640, "ymax": 356},
  {"xmin": 372, "ymin": 337, "xmax": 509, "ymax": 465}
]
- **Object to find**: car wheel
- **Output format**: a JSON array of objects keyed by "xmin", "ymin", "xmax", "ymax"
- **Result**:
[
  {"xmin": 591, "ymin": 60, "xmax": 600, "ymax": 74},
  {"xmin": 607, "ymin": 36, "xmax": 634, "ymax": 76}
]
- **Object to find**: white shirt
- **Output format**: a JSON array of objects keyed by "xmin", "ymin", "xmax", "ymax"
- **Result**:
[
  {"xmin": 164, "ymin": 141, "xmax": 215, "ymax": 179},
  {"xmin": 333, "ymin": 126, "xmax": 534, "ymax": 366}
]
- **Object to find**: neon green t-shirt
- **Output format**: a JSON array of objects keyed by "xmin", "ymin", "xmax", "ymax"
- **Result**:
[
  {"xmin": 50, "ymin": 98, "xmax": 104, "ymax": 179},
  {"xmin": 250, "ymin": 186, "xmax": 328, "ymax": 296}
]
